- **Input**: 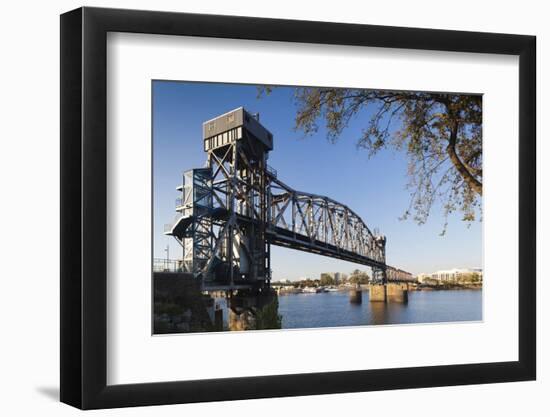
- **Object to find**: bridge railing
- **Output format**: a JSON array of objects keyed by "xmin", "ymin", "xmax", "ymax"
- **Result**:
[{"xmin": 153, "ymin": 258, "xmax": 181, "ymax": 273}]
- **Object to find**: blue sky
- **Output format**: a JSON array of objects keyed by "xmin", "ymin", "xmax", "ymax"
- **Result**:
[{"xmin": 153, "ymin": 81, "xmax": 482, "ymax": 279}]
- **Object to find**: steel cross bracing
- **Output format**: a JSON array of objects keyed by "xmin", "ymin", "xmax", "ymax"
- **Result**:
[
  {"xmin": 266, "ymin": 175, "xmax": 414, "ymax": 283},
  {"xmin": 267, "ymin": 175, "xmax": 386, "ymax": 268},
  {"xmin": 165, "ymin": 108, "xmax": 414, "ymax": 290}
]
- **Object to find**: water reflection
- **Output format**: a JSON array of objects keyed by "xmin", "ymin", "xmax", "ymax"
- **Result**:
[
  {"xmin": 155, "ymin": 287, "xmax": 482, "ymax": 334},
  {"xmin": 277, "ymin": 290, "xmax": 482, "ymax": 329}
]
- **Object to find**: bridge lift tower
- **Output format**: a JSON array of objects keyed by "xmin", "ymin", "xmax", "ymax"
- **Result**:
[
  {"xmin": 166, "ymin": 107, "xmax": 273, "ymax": 290},
  {"xmin": 165, "ymin": 107, "xmax": 412, "ymax": 293}
]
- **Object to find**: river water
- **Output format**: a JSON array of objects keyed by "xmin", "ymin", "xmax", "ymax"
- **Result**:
[{"xmin": 277, "ymin": 289, "xmax": 482, "ymax": 329}]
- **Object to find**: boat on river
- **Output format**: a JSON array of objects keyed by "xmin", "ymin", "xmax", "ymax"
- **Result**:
[{"xmin": 302, "ymin": 287, "xmax": 323, "ymax": 293}]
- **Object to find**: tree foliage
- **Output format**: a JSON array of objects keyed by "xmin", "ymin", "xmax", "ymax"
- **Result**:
[
  {"xmin": 349, "ymin": 269, "xmax": 370, "ymax": 284},
  {"xmin": 255, "ymin": 298, "xmax": 282, "ymax": 330},
  {"xmin": 320, "ymin": 273, "xmax": 335, "ymax": 286},
  {"xmin": 259, "ymin": 87, "xmax": 482, "ymax": 232},
  {"xmin": 457, "ymin": 272, "xmax": 482, "ymax": 284}
]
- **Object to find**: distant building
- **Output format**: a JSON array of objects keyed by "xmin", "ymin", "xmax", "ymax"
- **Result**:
[
  {"xmin": 430, "ymin": 267, "xmax": 483, "ymax": 283},
  {"xmin": 416, "ymin": 273, "xmax": 431, "ymax": 283}
]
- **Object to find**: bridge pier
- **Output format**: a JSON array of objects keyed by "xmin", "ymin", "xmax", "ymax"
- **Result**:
[
  {"xmin": 387, "ymin": 283, "xmax": 408, "ymax": 303},
  {"xmin": 214, "ymin": 307, "xmax": 224, "ymax": 331},
  {"xmin": 349, "ymin": 285, "xmax": 362, "ymax": 304},
  {"xmin": 369, "ymin": 284, "xmax": 387, "ymax": 302},
  {"xmin": 369, "ymin": 283, "xmax": 408, "ymax": 303}
]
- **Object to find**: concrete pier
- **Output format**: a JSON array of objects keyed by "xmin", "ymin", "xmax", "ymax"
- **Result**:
[
  {"xmin": 369, "ymin": 283, "xmax": 408, "ymax": 303},
  {"xmin": 369, "ymin": 284, "xmax": 387, "ymax": 302},
  {"xmin": 349, "ymin": 287, "xmax": 362, "ymax": 304},
  {"xmin": 387, "ymin": 283, "xmax": 408, "ymax": 303},
  {"xmin": 214, "ymin": 308, "xmax": 224, "ymax": 331}
]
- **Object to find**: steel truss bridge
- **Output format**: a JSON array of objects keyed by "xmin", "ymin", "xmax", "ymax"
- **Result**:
[{"xmin": 165, "ymin": 107, "xmax": 413, "ymax": 290}]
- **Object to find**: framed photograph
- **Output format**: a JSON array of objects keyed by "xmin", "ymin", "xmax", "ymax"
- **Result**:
[{"xmin": 60, "ymin": 6, "xmax": 536, "ymax": 409}]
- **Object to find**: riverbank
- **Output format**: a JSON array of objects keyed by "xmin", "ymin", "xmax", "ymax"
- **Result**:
[
  {"xmin": 275, "ymin": 283, "xmax": 482, "ymax": 295},
  {"xmin": 417, "ymin": 283, "xmax": 482, "ymax": 291}
]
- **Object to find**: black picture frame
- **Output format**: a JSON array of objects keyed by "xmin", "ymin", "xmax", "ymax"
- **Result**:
[{"xmin": 60, "ymin": 6, "xmax": 536, "ymax": 410}]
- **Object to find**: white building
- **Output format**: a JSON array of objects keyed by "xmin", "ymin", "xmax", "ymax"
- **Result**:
[
  {"xmin": 416, "ymin": 273, "xmax": 431, "ymax": 283},
  {"xmin": 430, "ymin": 267, "xmax": 483, "ymax": 282}
]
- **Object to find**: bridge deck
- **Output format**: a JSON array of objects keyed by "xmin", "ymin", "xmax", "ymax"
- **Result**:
[
  {"xmin": 267, "ymin": 227, "xmax": 387, "ymax": 270},
  {"xmin": 268, "ymin": 227, "xmax": 415, "ymax": 283}
]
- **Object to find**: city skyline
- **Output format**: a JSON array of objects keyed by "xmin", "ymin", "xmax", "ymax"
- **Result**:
[
  {"xmin": 272, "ymin": 265, "xmax": 483, "ymax": 283},
  {"xmin": 153, "ymin": 81, "xmax": 482, "ymax": 279}
]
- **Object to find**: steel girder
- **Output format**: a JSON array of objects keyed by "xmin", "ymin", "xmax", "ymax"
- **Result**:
[
  {"xmin": 166, "ymin": 111, "xmax": 414, "ymax": 288},
  {"xmin": 266, "ymin": 175, "xmax": 412, "ymax": 283},
  {"xmin": 267, "ymin": 175, "xmax": 386, "ymax": 265}
]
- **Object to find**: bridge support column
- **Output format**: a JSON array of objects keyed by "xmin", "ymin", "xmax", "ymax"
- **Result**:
[
  {"xmin": 387, "ymin": 283, "xmax": 408, "ymax": 303},
  {"xmin": 214, "ymin": 307, "xmax": 224, "ymax": 331},
  {"xmin": 369, "ymin": 284, "xmax": 387, "ymax": 302},
  {"xmin": 369, "ymin": 283, "xmax": 408, "ymax": 303},
  {"xmin": 349, "ymin": 285, "xmax": 362, "ymax": 304}
]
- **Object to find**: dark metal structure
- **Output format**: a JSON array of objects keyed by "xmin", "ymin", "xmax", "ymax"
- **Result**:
[{"xmin": 165, "ymin": 107, "xmax": 413, "ymax": 289}]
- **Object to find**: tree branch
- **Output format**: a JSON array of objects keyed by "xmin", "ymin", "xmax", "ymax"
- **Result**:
[{"xmin": 446, "ymin": 122, "xmax": 482, "ymax": 195}]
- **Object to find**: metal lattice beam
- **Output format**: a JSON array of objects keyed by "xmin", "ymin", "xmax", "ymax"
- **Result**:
[{"xmin": 166, "ymin": 108, "xmax": 414, "ymax": 289}]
